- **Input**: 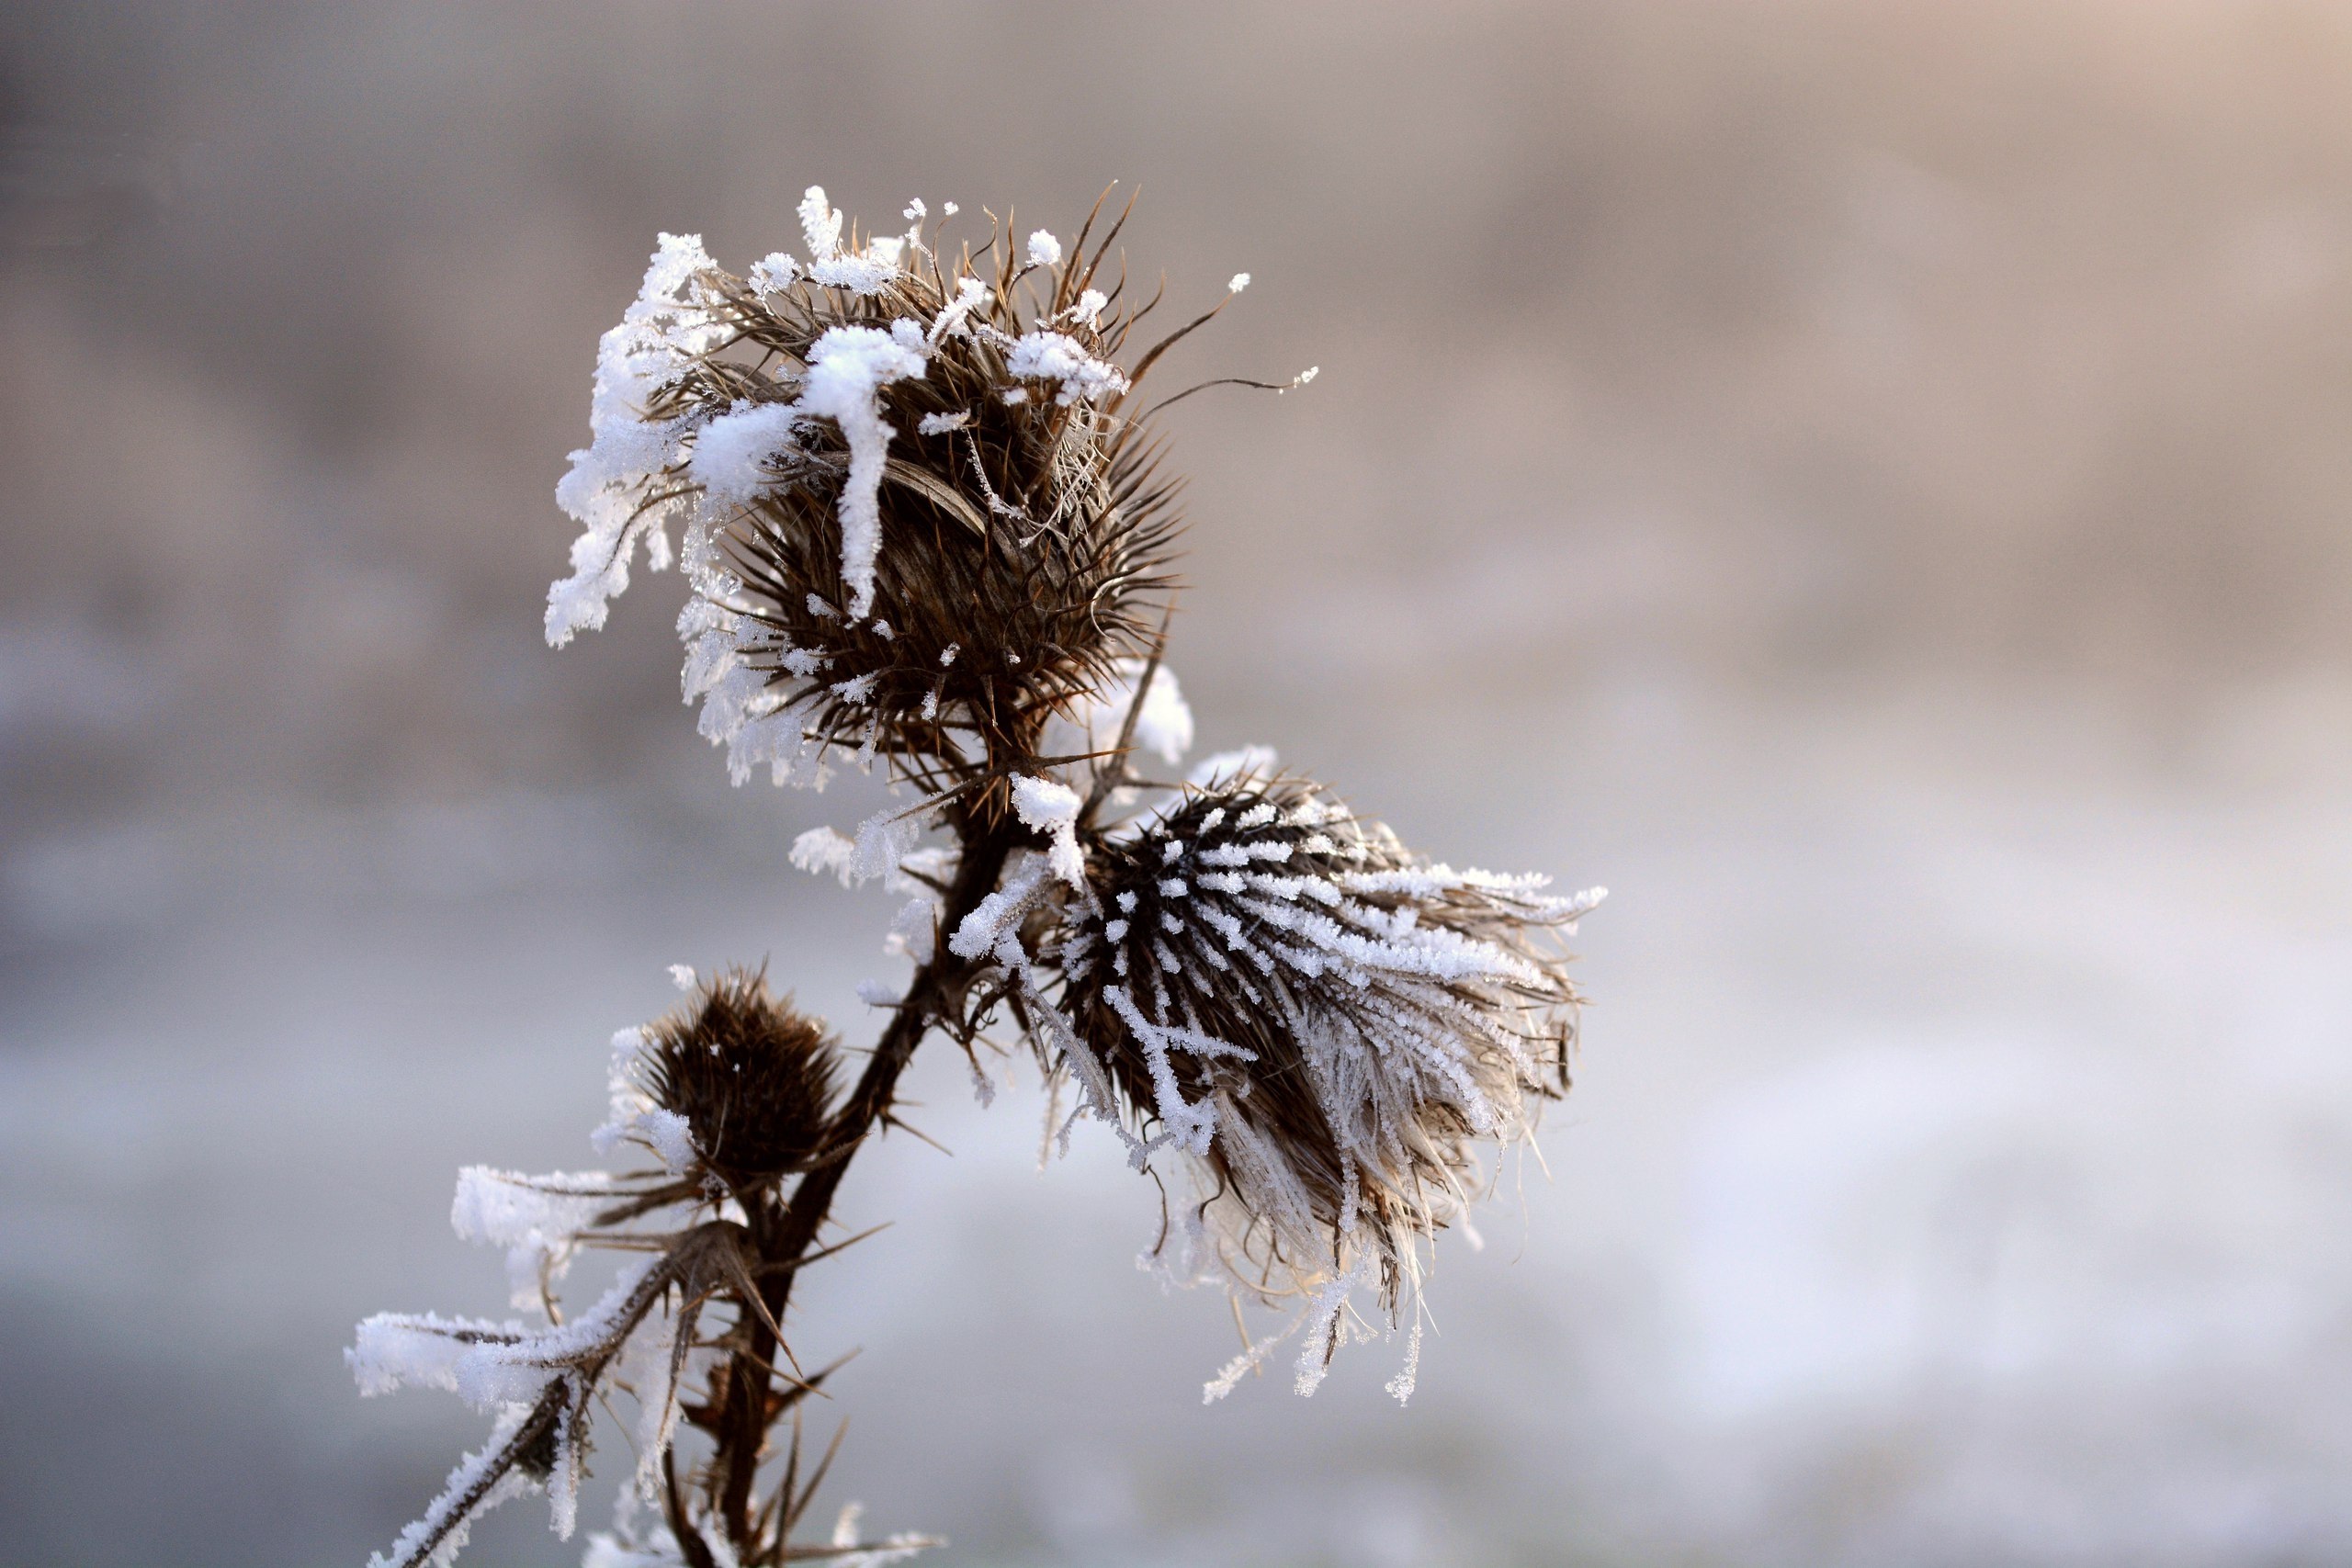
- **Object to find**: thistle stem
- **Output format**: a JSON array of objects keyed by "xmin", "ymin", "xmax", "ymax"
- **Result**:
[{"xmin": 699, "ymin": 818, "xmax": 1019, "ymax": 1558}]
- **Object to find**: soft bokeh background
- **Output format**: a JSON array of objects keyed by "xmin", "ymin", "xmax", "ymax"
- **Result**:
[{"xmin": 6, "ymin": 3, "xmax": 2352, "ymax": 1563}]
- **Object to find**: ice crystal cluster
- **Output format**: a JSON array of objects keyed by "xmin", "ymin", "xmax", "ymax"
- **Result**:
[{"xmin": 354, "ymin": 187, "xmax": 1600, "ymax": 1568}]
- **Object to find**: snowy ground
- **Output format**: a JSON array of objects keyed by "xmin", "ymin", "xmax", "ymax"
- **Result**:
[{"xmin": 6, "ymin": 677, "xmax": 2347, "ymax": 1568}]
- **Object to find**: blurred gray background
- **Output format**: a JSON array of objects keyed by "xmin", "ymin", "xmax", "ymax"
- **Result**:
[{"xmin": 6, "ymin": 3, "xmax": 2352, "ymax": 1564}]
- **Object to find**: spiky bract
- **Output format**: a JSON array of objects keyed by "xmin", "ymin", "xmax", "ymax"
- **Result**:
[{"xmin": 1049, "ymin": 770, "xmax": 1589, "ymax": 1325}]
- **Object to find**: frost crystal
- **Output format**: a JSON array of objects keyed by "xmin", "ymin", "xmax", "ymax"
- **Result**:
[
  {"xmin": 695, "ymin": 324, "xmax": 935, "ymax": 620},
  {"xmin": 922, "ymin": 278, "xmax": 988, "ymax": 345},
  {"xmin": 886, "ymin": 894, "xmax": 940, "ymax": 964},
  {"xmin": 350, "ymin": 1311, "xmax": 525, "ymax": 1398},
  {"xmin": 450, "ymin": 1167, "xmax": 618, "ymax": 1307},
  {"xmin": 1003, "ymin": 330, "xmax": 1131, "ymax": 406},
  {"xmin": 748, "ymin": 253, "xmax": 800, "ymax": 296},
  {"xmin": 1010, "ymin": 774, "xmax": 1087, "ymax": 889},
  {"xmin": 687, "ymin": 401, "xmax": 805, "ymax": 507},
  {"xmin": 1046, "ymin": 657, "xmax": 1194, "ymax": 772},
  {"xmin": 791, "ymin": 825, "xmax": 859, "ymax": 886},
  {"xmin": 798, "ymin": 186, "xmax": 844, "ymax": 261},
  {"xmin": 637, "ymin": 1109, "xmax": 697, "ymax": 1175},
  {"xmin": 809, "ymin": 236, "xmax": 905, "ymax": 296},
  {"xmin": 363, "ymin": 1404, "xmax": 545, "ymax": 1568},
  {"xmin": 546, "ymin": 233, "xmax": 721, "ymax": 648}
]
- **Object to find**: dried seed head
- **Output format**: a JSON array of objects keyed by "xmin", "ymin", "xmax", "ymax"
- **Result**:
[
  {"xmin": 1047, "ymin": 769, "xmax": 1598, "ymax": 1343},
  {"xmin": 548, "ymin": 191, "xmax": 1187, "ymax": 801},
  {"xmin": 641, "ymin": 967, "xmax": 840, "ymax": 1185}
]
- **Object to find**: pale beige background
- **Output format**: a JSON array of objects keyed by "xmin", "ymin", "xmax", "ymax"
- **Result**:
[{"xmin": 5, "ymin": 4, "xmax": 2351, "ymax": 1564}]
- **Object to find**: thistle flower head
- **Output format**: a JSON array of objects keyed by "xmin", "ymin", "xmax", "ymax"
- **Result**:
[
  {"xmin": 1045, "ymin": 766, "xmax": 1600, "ymax": 1382},
  {"xmin": 633, "ymin": 967, "xmax": 840, "ymax": 1187},
  {"xmin": 548, "ymin": 189, "xmax": 1193, "ymax": 801}
]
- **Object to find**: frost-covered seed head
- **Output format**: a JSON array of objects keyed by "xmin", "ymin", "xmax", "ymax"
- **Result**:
[
  {"xmin": 1048, "ymin": 768, "xmax": 1589, "ymax": 1327},
  {"xmin": 638, "ymin": 967, "xmax": 839, "ymax": 1185},
  {"xmin": 549, "ymin": 191, "xmax": 1193, "ymax": 808}
]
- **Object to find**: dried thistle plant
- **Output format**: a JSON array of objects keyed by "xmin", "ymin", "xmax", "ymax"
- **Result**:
[{"xmin": 353, "ymin": 186, "xmax": 1600, "ymax": 1568}]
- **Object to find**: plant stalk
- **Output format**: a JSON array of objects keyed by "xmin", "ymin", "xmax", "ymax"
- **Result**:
[{"xmin": 695, "ymin": 818, "xmax": 1019, "ymax": 1559}]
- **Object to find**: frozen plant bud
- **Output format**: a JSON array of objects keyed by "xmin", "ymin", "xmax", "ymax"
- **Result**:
[
  {"xmin": 548, "ymin": 188, "xmax": 1179, "ymax": 802},
  {"xmin": 1045, "ymin": 766, "xmax": 1596, "ymax": 1381},
  {"xmin": 636, "ymin": 967, "xmax": 840, "ymax": 1185},
  {"xmin": 1026, "ymin": 229, "xmax": 1062, "ymax": 267}
]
